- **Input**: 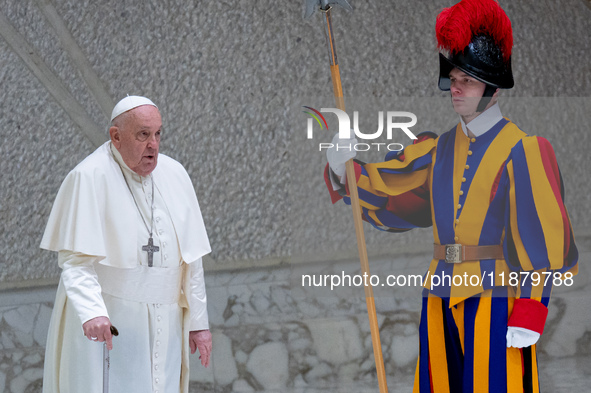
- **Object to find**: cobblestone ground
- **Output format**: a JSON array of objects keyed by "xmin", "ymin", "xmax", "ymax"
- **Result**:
[{"xmin": 189, "ymin": 355, "xmax": 591, "ymax": 393}]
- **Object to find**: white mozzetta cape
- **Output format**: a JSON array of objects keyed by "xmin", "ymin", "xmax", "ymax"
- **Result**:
[{"xmin": 41, "ymin": 141, "xmax": 211, "ymax": 266}]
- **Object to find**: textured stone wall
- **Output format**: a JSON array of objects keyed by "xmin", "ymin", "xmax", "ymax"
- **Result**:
[{"xmin": 0, "ymin": 0, "xmax": 589, "ymax": 285}]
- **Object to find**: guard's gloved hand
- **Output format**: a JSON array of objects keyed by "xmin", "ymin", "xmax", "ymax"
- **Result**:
[
  {"xmin": 506, "ymin": 326, "xmax": 540, "ymax": 348},
  {"xmin": 326, "ymin": 131, "xmax": 358, "ymax": 181},
  {"xmin": 190, "ymin": 329, "xmax": 212, "ymax": 367}
]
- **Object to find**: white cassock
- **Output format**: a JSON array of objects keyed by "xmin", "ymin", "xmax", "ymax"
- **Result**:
[{"xmin": 41, "ymin": 141, "xmax": 211, "ymax": 393}]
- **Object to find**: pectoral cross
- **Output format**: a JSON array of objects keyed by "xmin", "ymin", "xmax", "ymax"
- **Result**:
[{"xmin": 142, "ymin": 236, "xmax": 160, "ymax": 267}]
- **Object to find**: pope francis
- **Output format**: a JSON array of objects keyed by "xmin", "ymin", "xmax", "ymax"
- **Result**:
[{"xmin": 41, "ymin": 96, "xmax": 212, "ymax": 393}]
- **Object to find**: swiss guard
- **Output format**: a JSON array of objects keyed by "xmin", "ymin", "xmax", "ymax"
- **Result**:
[{"xmin": 324, "ymin": 0, "xmax": 579, "ymax": 392}]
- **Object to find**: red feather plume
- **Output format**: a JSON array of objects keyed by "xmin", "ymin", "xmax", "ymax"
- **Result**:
[{"xmin": 436, "ymin": 0, "xmax": 513, "ymax": 61}]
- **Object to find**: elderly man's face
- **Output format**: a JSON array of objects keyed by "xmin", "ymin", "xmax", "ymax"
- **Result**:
[
  {"xmin": 110, "ymin": 105, "xmax": 162, "ymax": 176},
  {"xmin": 449, "ymin": 68, "xmax": 488, "ymax": 120}
]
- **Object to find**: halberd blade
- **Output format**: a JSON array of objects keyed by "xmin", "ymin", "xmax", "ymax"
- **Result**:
[{"xmin": 303, "ymin": 0, "xmax": 353, "ymax": 19}]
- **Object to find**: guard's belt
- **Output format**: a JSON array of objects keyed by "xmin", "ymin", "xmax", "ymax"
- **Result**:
[{"xmin": 433, "ymin": 244, "xmax": 503, "ymax": 264}]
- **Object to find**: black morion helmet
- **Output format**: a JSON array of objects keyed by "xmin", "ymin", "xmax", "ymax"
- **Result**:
[{"xmin": 436, "ymin": 0, "xmax": 514, "ymax": 112}]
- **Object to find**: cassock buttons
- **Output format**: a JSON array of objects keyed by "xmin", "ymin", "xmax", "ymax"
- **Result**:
[
  {"xmin": 155, "ymin": 378, "xmax": 159, "ymax": 384},
  {"xmin": 156, "ymin": 340, "xmax": 161, "ymax": 346},
  {"xmin": 157, "ymin": 328, "xmax": 162, "ymax": 334},
  {"xmin": 155, "ymin": 365, "xmax": 159, "ymax": 370},
  {"xmin": 164, "ymin": 254, "xmax": 168, "ymax": 260},
  {"xmin": 468, "ymin": 151, "xmax": 473, "ymax": 156},
  {"xmin": 157, "ymin": 316, "xmax": 162, "ymax": 321},
  {"xmin": 465, "ymin": 165, "xmax": 470, "ymax": 170},
  {"xmin": 459, "ymin": 190, "xmax": 464, "ymax": 196},
  {"xmin": 455, "ymin": 219, "xmax": 460, "ymax": 224},
  {"xmin": 155, "ymin": 216, "xmax": 160, "ymax": 222},
  {"xmin": 454, "ymin": 236, "xmax": 459, "ymax": 241},
  {"xmin": 457, "ymin": 204, "xmax": 462, "ymax": 209},
  {"xmin": 461, "ymin": 177, "xmax": 466, "ymax": 182},
  {"xmin": 471, "ymin": 138, "xmax": 476, "ymax": 143},
  {"xmin": 155, "ymin": 352, "xmax": 159, "ymax": 358},
  {"xmin": 158, "ymin": 229, "xmax": 164, "ymax": 235}
]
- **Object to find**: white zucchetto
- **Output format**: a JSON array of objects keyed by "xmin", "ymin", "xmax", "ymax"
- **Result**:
[{"xmin": 110, "ymin": 96, "xmax": 158, "ymax": 122}]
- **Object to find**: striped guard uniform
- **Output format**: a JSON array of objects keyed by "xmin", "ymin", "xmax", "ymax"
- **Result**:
[{"xmin": 325, "ymin": 116, "xmax": 578, "ymax": 393}]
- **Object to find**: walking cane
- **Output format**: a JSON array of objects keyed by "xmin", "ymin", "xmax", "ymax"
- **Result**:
[
  {"xmin": 103, "ymin": 325, "xmax": 119, "ymax": 393},
  {"xmin": 304, "ymin": 1, "xmax": 389, "ymax": 392}
]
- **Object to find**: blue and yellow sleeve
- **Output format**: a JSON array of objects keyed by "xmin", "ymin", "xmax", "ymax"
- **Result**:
[
  {"xmin": 503, "ymin": 136, "xmax": 578, "ymax": 279},
  {"xmin": 503, "ymin": 136, "xmax": 578, "ymax": 333},
  {"xmin": 324, "ymin": 132, "xmax": 437, "ymax": 232}
]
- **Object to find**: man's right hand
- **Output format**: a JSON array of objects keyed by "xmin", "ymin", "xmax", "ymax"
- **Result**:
[
  {"xmin": 83, "ymin": 316, "xmax": 114, "ymax": 350},
  {"xmin": 326, "ymin": 131, "xmax": 358, "ymax": 181}
]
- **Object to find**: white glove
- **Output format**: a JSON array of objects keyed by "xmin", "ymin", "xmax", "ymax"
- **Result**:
[
  {"xmin": 326, "ymin": 131, "xmax": 358, "ymax": 180},
  {"xmin": 506, "ymin": 326, "xmax": 540, "ymax": 348}
]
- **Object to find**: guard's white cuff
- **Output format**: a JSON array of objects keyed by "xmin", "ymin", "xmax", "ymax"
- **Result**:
[{"xmin": 328, "ymin": 168, "xmax": 344, "ymax": 190}]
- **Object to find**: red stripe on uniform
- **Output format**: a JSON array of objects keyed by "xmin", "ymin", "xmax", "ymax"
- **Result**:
[{"xmin": 537, "ymin": 137, "xmax": 571, "ymax": 258}]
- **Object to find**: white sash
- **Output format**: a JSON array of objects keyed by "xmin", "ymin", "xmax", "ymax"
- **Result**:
[{"xmin": 95, "ymin": 263, "xmax": 182, "ymax": 304}]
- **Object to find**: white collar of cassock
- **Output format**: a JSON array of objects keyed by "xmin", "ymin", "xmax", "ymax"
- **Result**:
[
  {"xmin": 109, "ymin": 141, "xmax": 146, "ymax": 183},
  {"xmin": 459, "ymin": 102, "xmax": 503, "ymax": 137}
]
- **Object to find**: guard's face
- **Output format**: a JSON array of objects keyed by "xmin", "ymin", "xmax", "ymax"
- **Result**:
[
  {"xmin": 449, "ymin": 68, "xmax": 486, "ymax": 119},
  {"xmin": 111, "ymin": 105, "xmax": 162, "ymax": 176}
]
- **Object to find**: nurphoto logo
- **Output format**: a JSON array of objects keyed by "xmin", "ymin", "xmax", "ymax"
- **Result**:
[{"xmin": 303, "ymin": 106, "xmax": 419, "ymax": 152}]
